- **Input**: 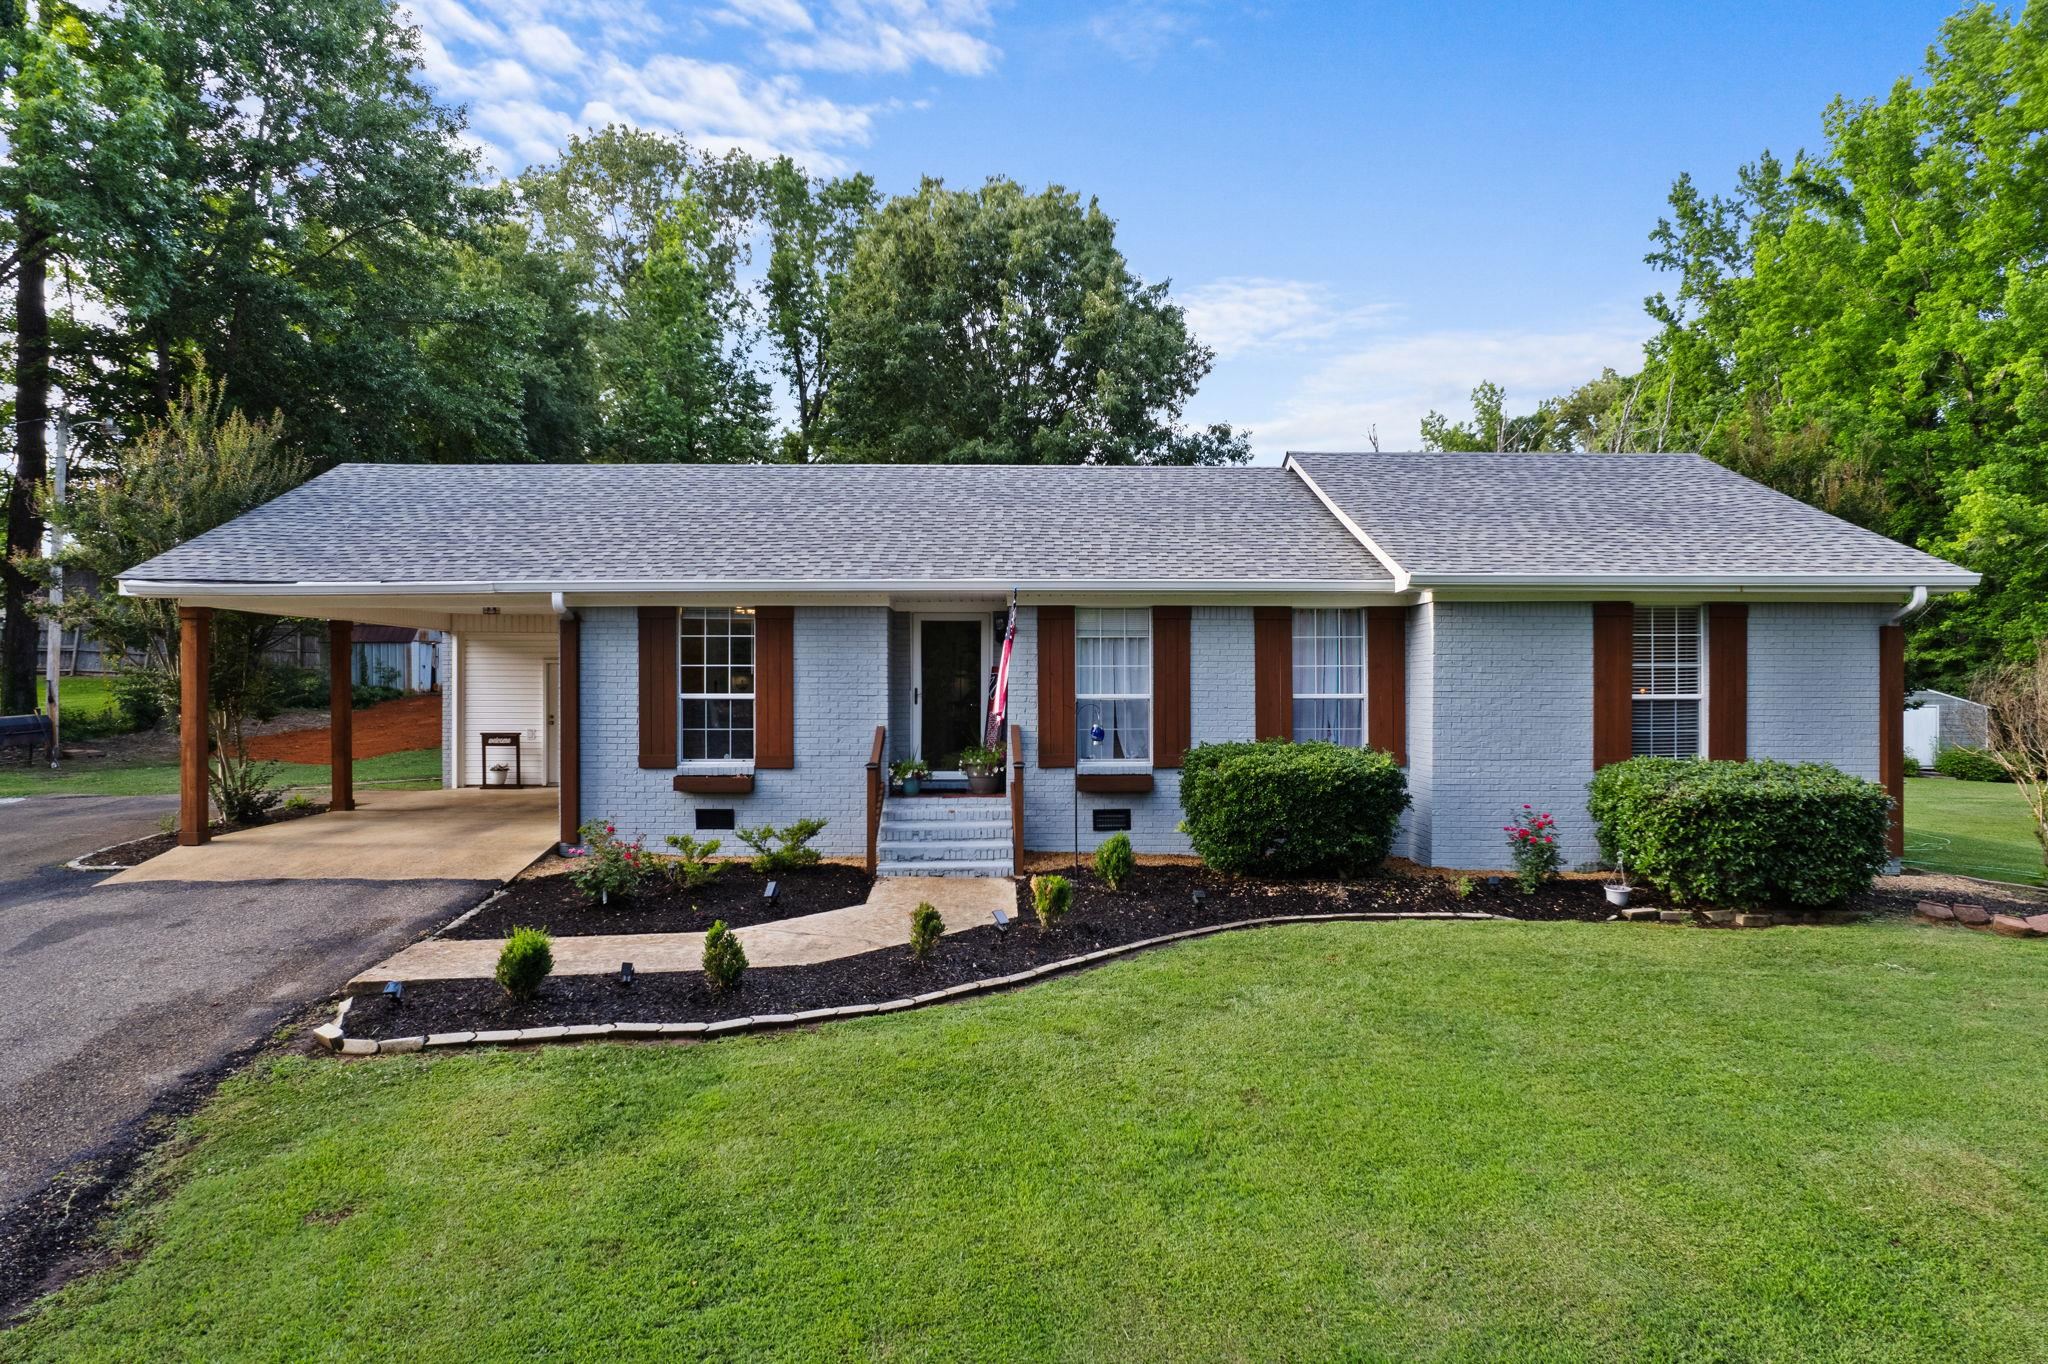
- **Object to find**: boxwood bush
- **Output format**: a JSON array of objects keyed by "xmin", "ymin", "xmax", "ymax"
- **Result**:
[
  {"xmin": 1587, "ymin": 757, "xmax": 1890, "ymax": 909},
  {"xmin": 1933, "ymin": 745, "xmax": 2009, "ymax": 782},
  {"xmin": 1178, "ymin": 740, "xmax": 1410, "ymax": 876}
]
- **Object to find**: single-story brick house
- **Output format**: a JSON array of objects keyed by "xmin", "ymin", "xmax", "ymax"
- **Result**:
[{"xmin": 118, "ymin": 453, "xmax": 1976, "ymax": 873}]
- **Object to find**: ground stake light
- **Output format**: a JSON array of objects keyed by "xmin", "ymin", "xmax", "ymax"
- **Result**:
[
  {"xmin": 991, "ymin": 906, "xmax": 1010, "ymax": 933},
  {"xmin": 619, "ymin": 962, "xmax": 634, "ymax": 986},
  {"xmin": 763, "ymin": 881, "xmax": 779, "ymax": 903},
  {"xmin": 384, "ymin": 980, "xmax": 403, "ymax": 1006},
  {"xmin": 1192, "ymin": 889, "xmax": 1207, "ymax": 906}
]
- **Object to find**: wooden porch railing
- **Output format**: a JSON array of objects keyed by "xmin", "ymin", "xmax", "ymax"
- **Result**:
[
  {"xmin": 1009, "ymin": 723, "xmax": 1024, "ymax": 875},
  {"xmin": 865, "ymin": 724, "xmax": 887, "ymax": 876}
]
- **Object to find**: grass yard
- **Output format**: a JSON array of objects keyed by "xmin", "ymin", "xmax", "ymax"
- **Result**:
[
  {"xmin": 1903, "ymin": 775, "xmax": 2045, "ymax": 885},
  {"xmin": 9, "ymin": 918, "xmax": 2047, "ymax": 1362},
  {"xmin": 0, "ymin": 747, "xmax": 444, "ymax": 799}
]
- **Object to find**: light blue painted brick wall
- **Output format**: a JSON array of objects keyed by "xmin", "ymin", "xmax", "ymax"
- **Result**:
[
  {"xmin": 1426, "ymin": 601, "xmax": 1597, "ymax": 870},
  {"xmin": 578, "ymin": 605, "xmax": 888, "ymax": 857},
  {"xmin": 1747, "ymin": 602, "xmax": 1888, "ymax": 779}
]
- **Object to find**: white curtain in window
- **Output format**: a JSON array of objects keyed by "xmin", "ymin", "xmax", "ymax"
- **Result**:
[
  {"xmin": 1292, "ymin": 608, "xmax": 1364, "ymax": 746},
  {"xmin": 1076, "ymin": 607, "xmax": 1151, "ymax": 762}
]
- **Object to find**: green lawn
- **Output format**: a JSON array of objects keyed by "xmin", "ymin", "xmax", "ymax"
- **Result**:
[
  {"xmin": 0, "ymin": 747, "xmax": 443, "ymax": 799},
  {"xmin": 1903, "ymin": 775, "xmax": 2045, "ymax": 885},
  {"xmin": 10, "ymin": 919, "xmax": 2047, "ymax": 1362}
]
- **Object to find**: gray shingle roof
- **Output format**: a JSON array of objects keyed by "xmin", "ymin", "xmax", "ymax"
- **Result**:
[
  {"xmin": 1287, "ymin": 451, "xmax": 1976, "ymax": 587},
  {"xmin": 121, "ymin": 463, "xmax": 1394, "ymax": 589}
]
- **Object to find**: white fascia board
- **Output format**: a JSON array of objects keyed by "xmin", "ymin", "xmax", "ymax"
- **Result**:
[
  {"xmin": 1411, "ymin": 571, "xmax": 1980, "ymax": 592},
  {"xmin": 1280, "ymin": 455, "xmax": 1412, "ymax": 589},
  {"xmin": 120, "ymin": 576, "xmax": 1407, "ymax": 600}
]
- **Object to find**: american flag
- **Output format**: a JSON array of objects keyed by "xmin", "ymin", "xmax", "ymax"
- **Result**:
[{"xmin": 985, "ymin": 592, "xmax": 1017, "ymax": 748}]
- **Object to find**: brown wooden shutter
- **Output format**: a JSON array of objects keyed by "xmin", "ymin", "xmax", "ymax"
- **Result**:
[
  {"xmin": 1592, "ymin": 601, "xmax": 1634, "ymax": 768},
  {"xmin": 1879, "ymin": 622, "xmax": 1905, "ymax": 858},
  {"xmin": 1705, "ymin": 603, "xmax": 1748, "ymax": 761},
  {"xmin": 636, "ymin": 606, "xmax": 677, "ymax": 769},
  {"xmin": 1038, "ymin": 606, "xmax": 1075, "ymax": 768},
  {"xmin": 754, "ymin": 606, "xmax": 795, "ymax": 769},
  {"xmin": 1253, "ymin": 607, "xmax": 1293, "ymax": 742},
  {"xmin": 1153, "ymin": 606, "xmax": 1191, "ymax": 768},
  {"xmin": 1365, "ymin": 605, "xmax": 1407, "ymax": 765}
]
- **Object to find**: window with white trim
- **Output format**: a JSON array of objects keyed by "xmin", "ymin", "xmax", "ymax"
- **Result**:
[
  {"xmin": 1292, "ymin": 608, "xmax": 1365, "ymax": 746},
  {"xmin": 1076, "ymin": 607, "xmax": 1151, "ymax": 764},
  {"xmin": 679, "ymin": 607, "xmax": 755, "ymax": 762},
  {"xmin": 1631, "ymin": 606, "xmax": 1701, "ymax": 757}
]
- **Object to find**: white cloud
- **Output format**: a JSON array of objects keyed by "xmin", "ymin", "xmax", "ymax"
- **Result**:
[
  {"xmin": 582, "ymin": 54, "xmax": 876, "ymax": 167},
  {"xmin": 711, "ymin": 0, "xmax": 817, "ymax": 32},
  {"xmin": 1181, "ymin": 276, "xmax": 1395, "ymax": 358},
  {"xmin": 749, "ymin": 0, "xmax": 1001, "ymax": 76},
  {"xmin": 1087, "ymin": 1, "xmax": 1198, "ymax": 65},
  {"xmin": 513, "ymin": 23, "xmax": 584, "ymax": 72},
  {"xmin": 472, "ymin": 98, "xmax": 580, "ymax": 167},
  {"xmin": 1195, "ymin": 313, "xmax": 1653, "ymax": 459}
]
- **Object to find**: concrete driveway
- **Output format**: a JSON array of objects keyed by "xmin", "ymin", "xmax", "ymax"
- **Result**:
[{"xmin": 0, "ymin": 795, "xmax": 500, "ymax": 1249}]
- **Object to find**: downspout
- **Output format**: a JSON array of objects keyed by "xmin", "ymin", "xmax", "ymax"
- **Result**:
[{"xmin": 1886, "ymin": 585, "xmax": 1930, "ymax": 625}]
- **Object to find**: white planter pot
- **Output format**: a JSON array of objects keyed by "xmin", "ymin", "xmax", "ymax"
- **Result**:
[{"xmin": 1604, "ymin": 884, "xmax": 1633, "ymax": 907}]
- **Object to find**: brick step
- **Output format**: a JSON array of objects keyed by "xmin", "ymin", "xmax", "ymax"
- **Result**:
[
  {"xmin": 876, "ymin": 859, "xmax": 1013, "ymax": 879},
  {"xmin": 875, "ymin": 819, "xmax": 1013, "ymax": 843},
  {"xmin": 877, "ymin": 838, "xmax": 1014, "ymax": 863},
  {"xmin": 880, "ymin": 797, "xmax": 1011, "ymax": 822}
]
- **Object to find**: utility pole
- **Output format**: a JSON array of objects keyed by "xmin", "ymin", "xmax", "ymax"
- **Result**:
[{"xmin": 43, "ymin": 409, "xmax": 67, "ymax": 767}]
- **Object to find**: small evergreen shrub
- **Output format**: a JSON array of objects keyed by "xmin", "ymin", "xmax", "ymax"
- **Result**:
[
  {"xmin": 737, "ymin": 817, "xmax": 827, "ymax": 875},
  {"xmin": 909, "ymin": 902, "xmax": 944, "ymax": 960},
  {"xmin": 663, "ymin": 834, "xmax": 725, "ymax": 890},
  {"xmin": 703, "ymin": 919, "xmax": 748, "ymax": 993},
  {"xmin": 1178, "ymin": 740, "xmax": 1410, "ymax": 876},
  {"xmin": 1588, "ymin": 757, "xmax": 1890, "ymax": 909},
  {"xmin": 1031, "ymin": 874, "xmax": 1073, "ymax": 929},
  {"xmin": 1454, "ymin": 875, "xmax": 1476, "ymax": 900},
  {"xmin": 1901, "ymin": 752, "xmax": 1921, "ymax": 778},
  {"xmin": 1503, "ymin": 806, "xmax": 1563, "ymax": 893},
  {"xmin": 1933, "ymin": 745, "xmax": 2009, "ymax": 782},
  {"xmin": 496, "ymin": 927, "xmax": 553, "ymax": 999},
  {"xmin": 1094, "ymin": 832, "xmax": 1134, "ymax": 891},
  {"xmin": 283, "ymin": 793, "xmax": 316, "ymax": 814},
  {"xmin": 570, "ymin": 820, "xmax": 648, "ymax": 903}
]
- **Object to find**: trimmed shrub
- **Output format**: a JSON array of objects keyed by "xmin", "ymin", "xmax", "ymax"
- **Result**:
[
  {"xmin": 496, "ymin": 927, "xmax": 553, "ymax": 999},
  {"xmin": 909, "ymin": 902, "xmax": 944, "ymax": 960},
  {"xmin": 1031, "ymin": 874, "xmax": 1072, "ymax": 930},
  {"xmin": 1588, "ymin": 757, "xmax": 1890, "ymax": 909},
  {"xmin": 1178, "ymin": 740, "xmax": 1410, "ymax": 876},
  {"xmin": 1933, "ymin": 745, "xmax": 2009, "ymax": 782},
  {"xmin": 569, "ymin": 820, "xmax": 648, "ymax": 903},
  {"xmin": 737, "ymin": 817, "xmax": 827, "ymax": 875},
  {"xmin": 1901, "ymin": 752, "xmax": 1921, "ymax": 778},
  {"xmin": 662, "ymin": 834, "xmax": 724, "ymax": 890},
  {"xmin": 703, "ymin": 919, "xmax": 748, "ymax": 993},
  {"xmin": 1093, "ymin": 832, "xmax": 1134, "ymax": 891}
]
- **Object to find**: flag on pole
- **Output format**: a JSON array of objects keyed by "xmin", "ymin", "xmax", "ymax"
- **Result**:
[{"xmin": 985, "ymin": 591, "xmax": 1017, "ymax": 748}]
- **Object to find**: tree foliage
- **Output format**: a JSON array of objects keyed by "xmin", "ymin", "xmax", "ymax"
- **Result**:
[{"xmin": 825, "ymin": 177, "xmax": 1249, "ymax": 465}]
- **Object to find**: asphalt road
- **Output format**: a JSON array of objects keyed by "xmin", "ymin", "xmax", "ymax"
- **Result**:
[{"xmin": 0, "ymin": 795, "xmax": 491, "ymax": 1214}]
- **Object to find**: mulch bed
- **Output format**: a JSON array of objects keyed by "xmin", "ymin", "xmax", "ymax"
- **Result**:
[
  {"xmin": 72, "ymin": 801, "xmax": 329, "ymax": 869},
  {"xmin": 442, "ymin": 860, "xmax": 875, "ymax": 940},
  {"xmin": 342, "ymin": 865, "xmax": 1660, "ymax": 1041}
]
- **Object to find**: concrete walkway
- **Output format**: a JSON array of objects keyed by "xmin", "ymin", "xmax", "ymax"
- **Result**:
[
  {"xmin": 346, "ymin": 875, "xmax": 1015, "ymax": 991},
  {"xmin": 104, "ymin": 788, "xmax": 558, "ymax": 885}
]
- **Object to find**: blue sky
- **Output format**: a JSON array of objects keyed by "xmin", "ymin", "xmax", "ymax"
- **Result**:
[{"xmin": 408, "ymin": 0, "xmax": 1963, "ymax": 459}]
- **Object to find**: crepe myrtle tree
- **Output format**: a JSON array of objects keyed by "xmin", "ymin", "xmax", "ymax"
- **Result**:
[{"xmin": 1976, "ymin": 649, "xmax": 2048, "ymax": 872}]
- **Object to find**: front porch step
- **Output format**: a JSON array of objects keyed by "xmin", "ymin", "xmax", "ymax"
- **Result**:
[
  {"xmin": 877, "ymin": 838, "xmax": 1014, "ymax": 864},
  {"xmin": 881, "ymin": 795, "xmax": 1010, "ymax": 821},
  {"xmin": 877, "ymin": 820, "xmax": 1013, "ymax": 843},
  {"xmin": 876, "ymin": 859, "xmax": 1014, "ymax": 879}
]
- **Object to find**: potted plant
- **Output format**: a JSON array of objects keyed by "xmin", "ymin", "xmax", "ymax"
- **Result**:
[
  {"xmin": 1603, "ymin": 861, "xmax": 1633, "ymax": 908},
  {"xmin": 958, "ymin": 744, "xmax": 1004, "ymax": 795},
  {"xmin": 891, "ymin": 758, "xmax": 929, "ymax": 796}
]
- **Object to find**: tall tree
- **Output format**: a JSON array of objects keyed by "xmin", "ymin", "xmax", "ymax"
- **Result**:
[
  {"xmin": 824, "ymin": 177, "xmax": 1249, "ymax": 465},
  {"xmin": 0, "ymin": 0, "xmax": 172, "ymax": 711},
  {"xmin": 759, "ymin": 158, "xmax": 877, "ymax": 461}
]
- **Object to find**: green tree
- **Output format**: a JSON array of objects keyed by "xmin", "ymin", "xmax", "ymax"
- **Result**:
[
  {"xmin": 759, "ymin": 158, "xmax": 877, "ymax": 461},
  {"xmin": 0, "ymin": 0, "xmax": 173, "ymax": 711},
  {"xmin": 1420, "ymin": 382, "xmax": 1571, "ymax": 453},
  {"xmin": 824, "ymin": 176, "xmax": 1249, "ymax": 465},
  {"xmin": 44, "ymin": 373, "xmax": 310, "ymax": 808}
]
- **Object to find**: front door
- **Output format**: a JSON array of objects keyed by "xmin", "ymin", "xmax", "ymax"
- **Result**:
[{"xmin": 917, "ymin": 617, "xmax": 986, "ymax": 773}]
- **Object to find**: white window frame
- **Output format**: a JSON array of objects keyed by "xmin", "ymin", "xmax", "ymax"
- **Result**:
[
  {"xmin": 678, "ymin": 606, "xmax": 756, "ymax": 771},
  {"xmin": 1630, "ymin": 605, "xmax": 1704, "ymax": 759},
  {"xmin": 1076, "ymin": 606, "xmax": 1152, "ymax": 770},
  {"xmin": 1291, "ymin": 607, "xmax": 1366, "ymax": 747}
]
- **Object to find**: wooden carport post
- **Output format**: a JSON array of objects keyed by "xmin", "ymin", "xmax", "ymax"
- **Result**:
[
  {"xmin": 329, "ymin": 619, "xmax": 355, "ymax": 812},
  {"xmin": 177, "ymin": 606, "xmax": 211, "ymax": 846}
]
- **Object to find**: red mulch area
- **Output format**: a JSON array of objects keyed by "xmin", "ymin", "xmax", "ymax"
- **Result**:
[{"xmin": 241, "ymin": 694, "xmax": 441, "ymax": 763}]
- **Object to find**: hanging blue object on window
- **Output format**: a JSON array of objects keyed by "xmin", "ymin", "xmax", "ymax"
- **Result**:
[{"xmin": 1090, "ymin": 723, "xmax": 1105, "ymax": 743}]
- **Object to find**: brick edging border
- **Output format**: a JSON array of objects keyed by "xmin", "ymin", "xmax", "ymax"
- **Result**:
[{"xmin": 313, "ymin": 910, "xmax": 1504, "ymax": 1056}]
